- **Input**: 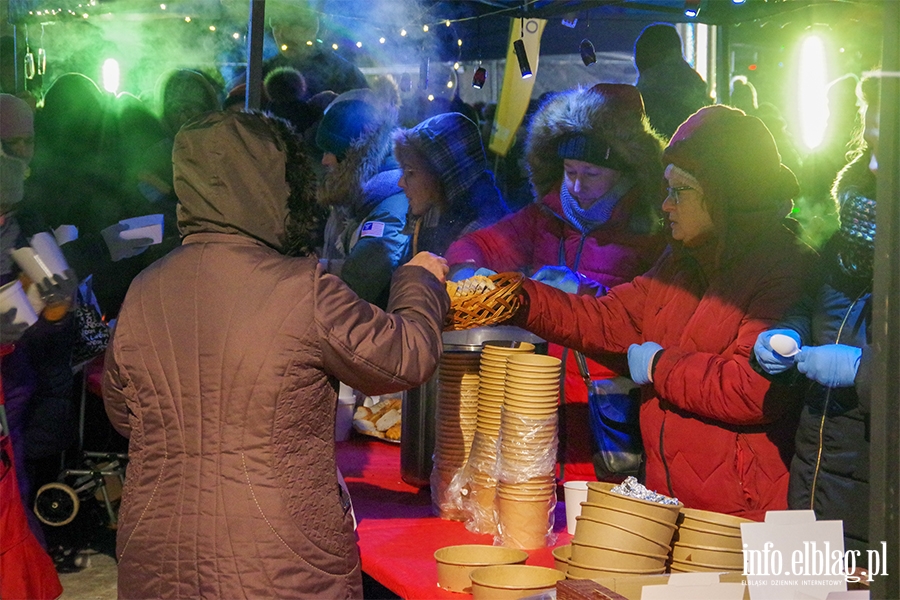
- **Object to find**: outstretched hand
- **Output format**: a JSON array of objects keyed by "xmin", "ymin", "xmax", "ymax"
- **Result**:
[
  {"xmin": 795, "ymin": 344, "xmax": 861, "ymax": 388},
  {"xmin": 532, "ymin": 265, "xmax": 580, "ymax": 294},
  {"xmin": 35, "ymin": 268, "xmax": 79, "ymax": 305},
  {"xmin": 407, "ymin": 252, "xmax": 449, "ymax": 283},
  {"xmin": 1, "ymin": 307, "xmax": 30, "ymax": 344},
  {"xmin": 754, "ymin": 329, "xmax": 801, "ymax": 375},
  {"xmin": 101, "ymin": 223, "xmax": 154, "ymax": 262}
]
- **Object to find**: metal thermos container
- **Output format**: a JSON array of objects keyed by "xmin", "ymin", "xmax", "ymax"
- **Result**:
[{"xmin": 400, "ymin": 326, "xmax": 546, "ymax": 487}]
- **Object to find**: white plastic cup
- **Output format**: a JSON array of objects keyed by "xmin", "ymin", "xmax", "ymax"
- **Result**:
[
  {"xmin": 10, "ymin": 232, "xmax": 70, "ymax": 285},
  {"xmin": 563, "ymin": 480, "xmax": 590, "ymax": 535},
  {"xmin": 0, "ymin": 280, "xmax": 39, "ymax": 327},
  {"xmin": 119, "ymin": 214, "xmax": 164, "ymax": 244}
]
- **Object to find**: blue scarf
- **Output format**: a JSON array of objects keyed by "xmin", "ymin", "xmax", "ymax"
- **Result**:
[{"xmin": 559, "ymin": 177, "xmax": 634, "ymax": 234}]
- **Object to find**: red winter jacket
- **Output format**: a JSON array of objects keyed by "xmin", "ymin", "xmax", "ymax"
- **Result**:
[
  {"xmin": 514, "ymin": 223, "xmax": 815, "ymax": 519},
  {"xmin": 446, "ymin": 187, "xmax": 665, "ymax": 480}
]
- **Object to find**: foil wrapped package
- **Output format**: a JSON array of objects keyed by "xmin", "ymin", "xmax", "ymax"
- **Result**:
[{"xmin": 610, "ymin": 476, "xmax": 680, "ymax": 506}]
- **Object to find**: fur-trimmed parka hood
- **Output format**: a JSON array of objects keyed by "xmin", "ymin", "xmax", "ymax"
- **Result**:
[
  {"xmin": 317, "ymin": 104, "xmax": 401, "ymax": 216},
  {"xmin": 525, "ymin": 86, "xmax": 665, "ymax": 225}
]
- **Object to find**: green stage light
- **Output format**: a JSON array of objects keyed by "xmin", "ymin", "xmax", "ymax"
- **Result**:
[
  {"xmin": 102, "ymin": 58, "xmax": 120, "ymax": 94},
  {"xmin": 798, "ymin": 35, "xmax": 828, "ymax": 150}
]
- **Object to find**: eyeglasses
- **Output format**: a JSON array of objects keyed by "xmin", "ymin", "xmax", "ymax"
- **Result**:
[{"xmin": 665, "ymin": 186, "xmax": 695, "ymax": 205}]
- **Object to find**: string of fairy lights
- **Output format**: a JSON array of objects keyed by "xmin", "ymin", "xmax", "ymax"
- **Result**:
[{"xmin": 19, "ymin": 0, "xmax": 547, "ymax": 93}]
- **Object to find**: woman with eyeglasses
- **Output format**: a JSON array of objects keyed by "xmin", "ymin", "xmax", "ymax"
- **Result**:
[{"xmin": 509, "ymin": 105, "xmax": 818, "ymax": 519}]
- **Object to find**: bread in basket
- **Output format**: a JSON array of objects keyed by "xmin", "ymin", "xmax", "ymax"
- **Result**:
[{"xmin": 444, "ymin": 272, "xmax": 524, "ymax": 331}]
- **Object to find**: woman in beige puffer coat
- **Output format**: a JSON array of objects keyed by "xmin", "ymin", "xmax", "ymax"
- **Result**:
[{"xmin": 102, "ymin": 111, "xmax": 448, "ymax": 599}]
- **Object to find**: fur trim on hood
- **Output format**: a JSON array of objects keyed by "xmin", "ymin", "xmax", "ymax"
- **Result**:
[
  {"xmin": 525, "ymin": 86, "xmax": 665, "ymax": 222},
  {"xmin": 175, "ymin": 111, "xmax": 322, "ymax": 256},
  {"xmin": 317, "ymin": 105, "xmax": 400, "ymax": 215}
]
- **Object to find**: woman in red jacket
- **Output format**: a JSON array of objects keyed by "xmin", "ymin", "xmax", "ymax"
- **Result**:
[{"xmin": 512, "ymin": 105, "xmax": 817, "ymax": 519}]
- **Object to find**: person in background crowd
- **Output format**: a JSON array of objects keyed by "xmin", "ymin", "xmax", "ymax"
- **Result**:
[
  {"xmin": 1, "ymin": 93, "xmax": 78, "ymax": 547},
  {"xmin": 264, "ymin": 3, "xmax": 368, "ymax": 98},
  {"xmin": 316, "ymin": 86, "xmax": 409, "ymax": 308},
  {"xmin": 103, "ymin": 110, "xmax": 449, "ymax": 599},
  {"xmin": 264, "ymin": 66, "xmax": 319, "ymax": 134},
  {"xmin": 633, "ymin": 23, "xmax": 711, "ymax": 139},
  {"xmin": 509, "ymin": 105, "xmax": 818, "ymax": 518},
  {"xmin": 754, "ymin": 75, "xmax": 880, "ymax": 555},
  {"xmin": 446, "ymin": 84, "xmax": 667, "ymax": 481},
  {"xmin": 393, "ymin": 112, "xmax": 509, "ymax": 257},
  {"xmin": 26, "ymin": 74, "xmax": 164, "ymax": 318}
]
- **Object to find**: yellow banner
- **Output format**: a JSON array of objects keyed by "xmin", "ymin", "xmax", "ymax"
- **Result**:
[{"xmin": 488, "ymin": 18, "xmax": 547, "ymax": 157}]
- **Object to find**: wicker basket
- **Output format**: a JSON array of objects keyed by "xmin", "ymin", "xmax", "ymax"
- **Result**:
[{"xmin": 444, "ymin": 272, "xmax": 524, "ymax": 331}]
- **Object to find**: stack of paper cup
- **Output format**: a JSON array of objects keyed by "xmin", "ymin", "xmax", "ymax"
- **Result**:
[
  {"xmin": 568, "ymin": 484, "xmax": 680, "ymax": 578},
  {"xmin": 431, "ymin": 351, "xmax": 482, "ymax": 520},
  {"xmin": 496, "ymin": 353, "xmax": 561, "ymax": 549},
  {"xmin": 669, "ymin": 507, "xmax": 749, "ymax": 572},
  {"xmin": 462, "ymin": 341, "xmax": 535, "ymax": 534}
]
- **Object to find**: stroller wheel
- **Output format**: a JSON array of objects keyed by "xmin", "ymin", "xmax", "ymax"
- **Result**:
[{"xmin": 34, "ymin": 483, "xmax": 80, "ymax": 526}]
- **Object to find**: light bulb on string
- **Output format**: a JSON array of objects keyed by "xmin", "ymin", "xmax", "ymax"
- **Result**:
[
  {"xmin": 400, "ymin": 29, "xmax": 407, "ymax": 37},
  {"xmin": 379, "ymin": 37, "xmax": 386, "ymax": 44},
  {"xmin": 423, "ymin": 24, "xmax": 428, "ymax": 32},
  {"xmin": 356, "ymin": 41, "xmax": 362, "ymax": 48}
]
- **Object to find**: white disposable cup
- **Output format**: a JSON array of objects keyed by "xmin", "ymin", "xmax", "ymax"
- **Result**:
[
  {"xmin": 0, "ymin": 280, "xmax": 39, "ymax": 327},
  {"xmin": 335, "ymin": 396, "xmax": 356, "ymax": 442},
  {"xmin": 28, "ymin": 232, "xmax": 70, "ymax": 274},
  {"xmin": 563, "ymin": 480, "xmax": 590, "ymax": 535},
  {"xmin": 119, "ymin": 214, "xmax": 164, "ymax": 244}
]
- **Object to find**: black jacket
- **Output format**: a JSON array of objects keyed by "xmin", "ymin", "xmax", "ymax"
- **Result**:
[{"xmin": 779, "ymin": 153, "xmax": 874, "ymax": 557}]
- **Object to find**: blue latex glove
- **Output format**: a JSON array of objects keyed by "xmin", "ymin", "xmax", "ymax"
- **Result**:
[
  {"xmin": 795, "ymin": 344, "xmax": 862, "ymax": 388},
  {"xmin": 754, "ymin": 329, "xmax": 802, "ymax": 375},
  {"xmin": 532, "ymin": 266, "xmax": 579, "ymax": 294},
  {"xmin": 627, "ymin": 341, "xmax": 663, "ymax": 385},
  {"xmin": 449, "ymin": 265, "xmax": 496, "ymax": 282}
]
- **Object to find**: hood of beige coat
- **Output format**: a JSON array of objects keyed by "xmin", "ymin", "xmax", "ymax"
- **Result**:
[{"xmin": 175, "ymin": 111, "xmax": 291, "ymax": 252}]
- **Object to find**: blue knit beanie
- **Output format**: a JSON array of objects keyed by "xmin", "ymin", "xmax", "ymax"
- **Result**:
[{"xmin": 315, "ymin": 98, "xmax": 379, "ymax": 160}]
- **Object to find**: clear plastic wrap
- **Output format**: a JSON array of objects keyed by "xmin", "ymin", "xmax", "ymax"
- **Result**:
[{"xmin": 497, "ymin": 409, "xmax": 558, "ymax": 484}]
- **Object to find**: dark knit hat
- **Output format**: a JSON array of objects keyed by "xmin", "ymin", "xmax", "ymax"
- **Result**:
[
  {"xmin": 634, "ymin": 23, "xmax": 683, "ymax": 73},
  {"xmin": 663, "ymin": 105, "xmax": 798, "ymax": 214},
  {"xmin": 556, "ymin": 83, "xmax": 645, "ymax": 171},
  {"xmin": 315, "ymin": 97, "xmax": 380, "ymax": 160}
]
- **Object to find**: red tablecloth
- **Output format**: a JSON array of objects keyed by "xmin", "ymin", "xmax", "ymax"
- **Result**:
[{"xmin": 337, "ymin": 437, "xmax": 573, "ymax": 599}]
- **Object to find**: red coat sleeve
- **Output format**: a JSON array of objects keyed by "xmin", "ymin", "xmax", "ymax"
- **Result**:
[
  {"xmin": 445, "ymin": 205, "xmax": 542, "ymax": 273},
  {"xmin": 514, "ymin": 274, "xmax": 651, "ymax": 358}
]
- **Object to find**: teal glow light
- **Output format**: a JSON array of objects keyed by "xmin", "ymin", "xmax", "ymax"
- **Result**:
[
  {"xmin": 102, "ymin": 58, "xmax": 119, "ymax": 93},
  {"xmin": 798, "ymin": 35, "xmax": 829, "ymax": 149}
]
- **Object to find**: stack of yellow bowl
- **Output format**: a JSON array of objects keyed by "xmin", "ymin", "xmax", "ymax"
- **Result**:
[
  {"xmin": 431, "ymin": 351, "xmax": 482, "ymax": 520},
  {"xmin": 567, "ymin": 484, "xmax": 680, "ymax": 579},
  {"xmin": 496, "ymin": 353, "xmax": 561, "ymax": 549},
  {"xmin": 463, "ymin": 341, "xmax": 535, "ymax": 533},
  {"xmin": 669, "ymin": 507, "xmax": 749, "ymax": 573}
]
